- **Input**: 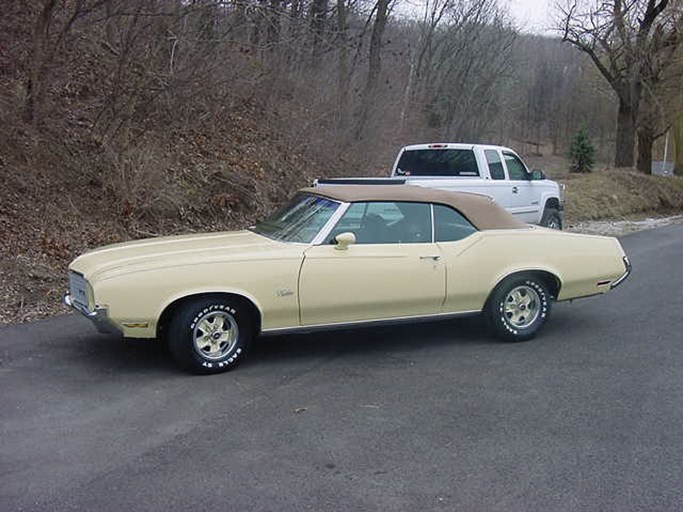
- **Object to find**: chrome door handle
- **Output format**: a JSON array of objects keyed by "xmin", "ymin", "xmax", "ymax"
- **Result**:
[
  {"xmin": 512, "ymin": 186, "xmax": 519, "ymax": 194},
  {"xmin": 420, "ymin": 255, "xmax": 441, "ymax": 261}
]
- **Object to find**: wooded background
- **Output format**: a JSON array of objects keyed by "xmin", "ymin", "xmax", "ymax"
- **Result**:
[
  {"xmin": 1, "ymin": 0, "xmax": 682, "ymax": 228},
  {"xmin": 1, "ymin": 0, "xmax": 683, "ymax": 323}
]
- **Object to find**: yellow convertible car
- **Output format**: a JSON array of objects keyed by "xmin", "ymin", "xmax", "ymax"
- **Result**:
[{"xmin": 64, "ymin": 185, "xmax": 630, "ymax": 373}]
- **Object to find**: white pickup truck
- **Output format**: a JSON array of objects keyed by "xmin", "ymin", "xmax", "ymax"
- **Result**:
[{"xmin": 317, "ymin": 143, "xmax": 564, "ymax": 229}]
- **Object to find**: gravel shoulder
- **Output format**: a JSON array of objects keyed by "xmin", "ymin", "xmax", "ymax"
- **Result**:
[{"xmin": 567, "ymin": 214, "xmax": 683, "ymax": 236}]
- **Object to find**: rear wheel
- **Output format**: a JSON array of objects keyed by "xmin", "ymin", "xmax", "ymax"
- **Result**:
[
  {"xmin": 168, "ymin": 297, "xmax": 253, "ymax": 374},
  {"xmin": 486, "ymin": 274, "xmax": 551, "ymax": 342}
]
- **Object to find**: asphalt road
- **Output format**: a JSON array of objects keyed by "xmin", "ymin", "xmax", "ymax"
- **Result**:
[{"xmin": 2, "ymin": 224, "xmax": 683, "ymax": 512}]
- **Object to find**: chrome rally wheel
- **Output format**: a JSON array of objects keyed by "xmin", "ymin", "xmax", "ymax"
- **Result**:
[
  {"xmin": 503, "ymin": 285, "xmax": 541, "ymax": 329},
  {"xmin": 192, "ymin": 310, "xmax": 239, "ymax": 360},
  {"xmin": 486, "ymin": 274, "xmax": 552, "ymax": 342},
  {"xmin": 169, "ymin": 298, "xmax": 253, "ymax": 374}
]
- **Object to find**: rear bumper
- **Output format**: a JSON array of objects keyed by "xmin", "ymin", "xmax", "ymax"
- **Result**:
[
  {"xmin": 610, "ymin": 256, "xmax": 632, "ymax": 289},
  {"xmin": 63, "ymin": 293, "xmax": 121, "ymax": 334}
]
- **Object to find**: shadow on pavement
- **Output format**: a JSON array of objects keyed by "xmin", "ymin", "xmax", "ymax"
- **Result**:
[
  {"xmin": 247, "ymin": 315, "xmax": 491, "ymax": 365},
  {"xmin": 67, "ymin": 315, "xmax": 493, "ymax": 374}
]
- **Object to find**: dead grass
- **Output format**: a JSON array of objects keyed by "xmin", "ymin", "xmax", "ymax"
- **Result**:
[
  {"xmin": 525, "ymin": 154, "xmax": 683, "ymax": 222},
  {"xmin": 561, "ymin": 170, "xmax": 683, "ymax": 221}
]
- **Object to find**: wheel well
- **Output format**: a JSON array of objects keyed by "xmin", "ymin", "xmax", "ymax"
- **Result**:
[
  {"xmin": 532, "ymin": 270, "xmax": 561, "ymax": 299},
  {"xmin": 544, "ymin": 198, "xmax": 560, "ymax": 211},
  {"xmin": 489, "ymin": 270, "xmax": 562, "ymax": 303},
  {"xmin": 156, "ymin": 293, "xmax": 262, "ymax": 340}
]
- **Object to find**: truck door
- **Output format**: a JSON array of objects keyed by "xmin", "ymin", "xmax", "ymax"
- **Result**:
[
  {"xmin": 502, "ymin": 152, "xmax": 540, "ymax": 223},
  {"xmin": 482, "ymin": 149, "xmax": 515, "ymax": 211}
]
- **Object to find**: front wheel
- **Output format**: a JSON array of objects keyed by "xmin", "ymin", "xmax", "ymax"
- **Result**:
[
  {"xmin": 486, "ymin": 275, "xmax": 552, "ymax": 342},
  {"xmin": 540, "ymin": 207, "xmax": 562, "ymax": 230},
  {"xmin": 168, "ymin": 297, "xmax": 253, "ymax": 374}
]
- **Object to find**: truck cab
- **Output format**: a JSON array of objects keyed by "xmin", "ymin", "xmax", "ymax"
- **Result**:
[{"xmin": 391, "ymin": 143, "xmax": 563, "ymax": 228}]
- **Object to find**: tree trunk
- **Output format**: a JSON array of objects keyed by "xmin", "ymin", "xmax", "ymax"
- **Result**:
[
  {"xmin": 614, "ymin": 97, "xmax": 636, "ymax": 168},
  {"xmin": 309, "ymin": 0, "xmax": 328, "ymax": 64},
  {"xmin": 336, "ymin": 0, "xmax": 350, "ymax": 128},
  {"xmin": 265, "ymin": 0, "xmax": 282, "ymax": 56},
  {"xmin": 636, "ymin": 126, "xmax": 654, "ymax": 174},
  {"xmin": 673, "ymin": 117, "xmax": 683, "ymax": 176},
  {"xmin": 354, "ymin": 0, "xmax": 390, "ymax": 140},
  {"xmin": 24, "ymin": 0, "xmax": 57, "ymax": 125},
  {"xmin": 398, "ymin": 58, "xmax": 416, "ymax": 135}
]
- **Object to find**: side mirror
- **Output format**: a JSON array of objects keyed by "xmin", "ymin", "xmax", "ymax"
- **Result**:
[
  {"xmin": 334, "ymin": 232, "xmax": 356, "ymax": 250},
  {"xmin": 531, "ymin": 169, "xmax": 546, "ymax": 181}
]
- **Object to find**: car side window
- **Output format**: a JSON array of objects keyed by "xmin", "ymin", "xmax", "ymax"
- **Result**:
[
  {"xmin": 326, "ymin": 202, "xmax": 432, "ymax": 244},
  {"xmin": 484, "ymin": 150, "xmax": 505, "ymax": 180},
  {"xmin": 503, "ymin": 153, "xmax": 529, "ymax": 180},
  {"xmin": 433, "ymin": 204, "xmax": 477, "ymax": 242}
]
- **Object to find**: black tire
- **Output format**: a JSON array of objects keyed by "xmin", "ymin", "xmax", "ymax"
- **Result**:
[
  {"xmin": 486, "ymin": 274, "xmax": 552, "ymax": 342},
  {"xmin": 540, "ymin": 207, "xmax": 562, "ymax": 230},
  {"xmin": 168, "ymin": 297, "xmax": 253, "ymax": 374}
]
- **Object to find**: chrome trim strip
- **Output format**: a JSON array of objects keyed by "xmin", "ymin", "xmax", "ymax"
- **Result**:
[
  {"xmin": 610, "ymin": 256, "xmax": 632, "ymax": 289},
  {"xmin": 260, "ymin": 309, "xmax": 481, "ymax": 336},
  {"xmin": 312, "ymin": 201, "xmax": 351, "ymax": 246},
  {"xmin": 429, "ymin": 203, "xmax": 435, "ymax": 243},
  {"xmin": 316, "ymin": 178, "xmax": 407, "ymax": 185},
  {"xmin": 557, "ymin": 292, "xmax": 603, "ymax": 302}
]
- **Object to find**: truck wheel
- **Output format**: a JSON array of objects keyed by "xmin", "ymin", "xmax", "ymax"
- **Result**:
[
  {"xmin": 486, "ymin": 274, "xmax": 552, "ymax": 342},
  {"xmin": 168, "ymin": 297, "xmax": 253, "ymax": 374},
  {"xmin": 540, "ymin": 208, "xmax": 562, "ymax": 230}
]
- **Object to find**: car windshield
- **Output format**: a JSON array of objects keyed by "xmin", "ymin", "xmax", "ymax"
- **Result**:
[{"xmin": 250, "ymin": 194, "xmax": 339, "ymax": 243}]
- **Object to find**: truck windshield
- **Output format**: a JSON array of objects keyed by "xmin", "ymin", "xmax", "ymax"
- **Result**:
[
  {"xmin": 251, "ymin": 194, "xmax": 339, "ymax": 243},
  {"xmin": 395, "ymin": 149, "xmax": 479, "ymax": 177}
]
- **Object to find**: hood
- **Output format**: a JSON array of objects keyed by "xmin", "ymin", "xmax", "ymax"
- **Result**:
[{"xmin": 70, "ymin": 230, "xmax": 303, "ymax": 283}]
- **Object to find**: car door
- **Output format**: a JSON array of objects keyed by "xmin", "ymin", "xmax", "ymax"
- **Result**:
[
  {"xmin": 431, "ymin": 204, "xmax": 491, "ymax": 313},
  {"xmin": 298, "ymin": 201, "xmax": 446, "ymax": 326},
  {"xmin": 502, "ymin": 151, "xmax": 540, "ymax": 223}
]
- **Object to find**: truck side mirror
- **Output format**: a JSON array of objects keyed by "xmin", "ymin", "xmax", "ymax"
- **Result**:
[{"xmin": 531, "ymin": 169, "xmax": 546, "ymax": 180}]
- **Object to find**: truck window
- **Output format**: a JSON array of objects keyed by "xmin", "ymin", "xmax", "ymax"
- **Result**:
[
  {"xmin": 484, "ymin": 150, "xmax": 505, "ymax": 180},
  {"xmin": 395, "ymin": 149, "xmax": 479, "ymax": 177},
  {"xmin": 503, "ymin": 153, "xmax": 529, "ymax": 180}
]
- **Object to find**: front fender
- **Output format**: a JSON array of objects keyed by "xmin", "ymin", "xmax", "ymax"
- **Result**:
[{"xmin": 93, "ymin": 258, "xmax": 303, "ymax": 337}]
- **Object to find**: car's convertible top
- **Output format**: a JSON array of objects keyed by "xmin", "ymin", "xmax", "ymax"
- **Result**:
[{"xmin": 304, "ymin": 184, "xmax": 526, "ymax": 231}]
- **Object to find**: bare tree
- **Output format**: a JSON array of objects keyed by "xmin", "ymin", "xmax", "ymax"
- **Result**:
[
  {"xmin": 336, "ymin": 0, "xmax": 351, "ymax": 126},
  {"xmin": 309, "ymin": 0, "xmax": 329, "ymax": 63},
  {"xmin": 674, "ymin": 116, "xmax": 683, "ymax": 174},
  {"xmin": 635, "ymin": 25, "xmax": 683, "ymax": 172},
  {"xmin": 24, "ymin": 0, "xmax": 109, "ymax": 125},
  {"xmin": 354, "ymin": 0, "xmax": 392, "ymax": 139},
  {"xmin": 559, "ymin": 0, "xmax": 683, "ymax": 170},
  {"xmin": 396, "ymin": 0, "xmax": 514, "ymax": 141}
]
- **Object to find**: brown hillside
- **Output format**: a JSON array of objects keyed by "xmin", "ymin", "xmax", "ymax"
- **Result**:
[{"xmin": 1, "ymin": 2, "xmax": 682, "ymax": 325}]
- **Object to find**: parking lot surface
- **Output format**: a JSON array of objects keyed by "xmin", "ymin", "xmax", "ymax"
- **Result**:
[{"xmin": 2, "ymin": 225, "xmax": 683, "ymax": 511}]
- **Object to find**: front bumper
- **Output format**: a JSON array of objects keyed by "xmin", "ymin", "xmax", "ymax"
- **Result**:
[
  {"xmin": 610, "ymin": 256, "xmax": 632, "ymax": 289},
  {"xmin": 63, "ymin": 292, "xmax": 121, "ymax": 334}
]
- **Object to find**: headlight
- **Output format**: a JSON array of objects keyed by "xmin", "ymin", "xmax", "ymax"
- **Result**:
[{"xmin": 68, "ymin": 271, "xmax": 94, "ymax": 311}]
